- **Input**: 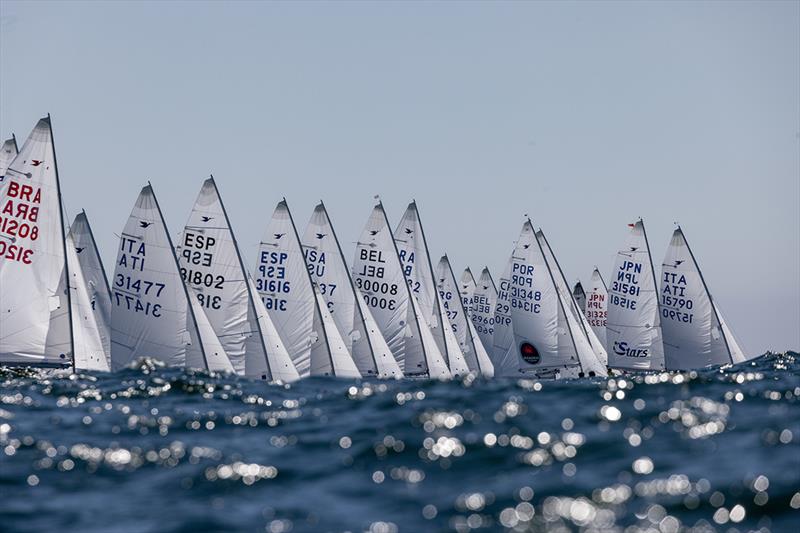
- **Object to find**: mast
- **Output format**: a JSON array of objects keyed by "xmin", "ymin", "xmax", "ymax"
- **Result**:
[
  {"xmin": 11, "ymin": 133, "xmax": 18, "ymax": 153},
  {"xmin": 444, "ymin": 255, "xmax": 483, "ymax": 374},
  {"xmin": 48, "ymin": 114, "xmax": 76, "ymax": 372},
  {"xmin": 284, "ymin": 199, "xmax": 336, "ymax": 375},
  {"xmin": 639, "ymin": 219, "xmax": 665, "ymax": 369},
  {"xmin": 150, "ymin": 181, "xmax": 210, "ymax": 371},
  {"xmin": 677, "ymin": 227, "xmax": 734, "ymax": 365},
  {"xmin": 530, "ymin": 220, "xmax": 581, "ymax": 374},
  {"xmin": 379, "ymin": 201, "xmax": 429, "ymax": 377},
  {"xmin": 320, "ymin": 201, "xmax": 380, "ymax": 373},
  {"xmin": 411, "ymin": 200, "xmax": 452, "ymax": 367},
  {"xmin": 81, "ymin": 209, "xmax": 112, "ymax": 297},
  {"xmin": 210, "ymin": 176, "xmax": 272, "ymax": 378}
]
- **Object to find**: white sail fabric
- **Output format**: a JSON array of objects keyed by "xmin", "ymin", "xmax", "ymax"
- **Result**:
[
  {"xmin": 491, "ymin": 260, "xmax": 515, "ymax": 363},
  {"xmin": 0, "ymin": 136, "xmax": 17, "ymax": 182},
  {"xmin": 472, "ymin": 268, "xmax": 498, "ymax": 358},
  {"xmin": 584, "ymin": 269, "xmax": 608, "ymax": 348},
  {"xmin": 302, "ymin": 202, "xmax": 401, "ymax": 378},
  {"xmin": 186, "ymin": 293, "xmax": 235, "ymax": 372},
  {"xmin": 246, "ymin": 276, "xmax": 300, "ymax": 382},
  {"xmin": 352, "ymin": 202, "xmax": 448, "ymax": 378},
  {"xmin": 536, "ymin": 230, "xmax": 608, "ymax": 370},
  {"xmin": 714, "ymin": 303, "xmax": 747, "ymax": 364},
  {"xmin": 572, "ymin": 282, "xmax": 586, "ymax": 312},
  {"xmin": 394, "ymin": 202, "xmax": 467, "ymax": 374},
  {"xmin": 311, "ymin": 288, "xmax": 361, "ymax": 378},
  {"xmin": 65, "ymin": 232, "xmax": 109, "ymax": 371},
  {"xmin": 0, "ymin": 118, "xmax": 72, "ymax": 366},
  {"xmin": 70, "ymin": 212, "xmax": 112, "ymax": 363},
  {"xmin": 459, "ymin": 268, "xmax": 476, "ymax": 317},
  {"xmin": 178, "ymin": 178, "xmax": 250, "ymax": 374},
  {"xmin": 111, "ymin": 185, "xmax": 231, "ymax": 372},
  {"xmin": 607, "ymin": 220, "xmax": 665, "ymax": 370},
  {"xmin": 255, "ymin": 200, "xmax": 357, "ymax": 377},
  {"xmin": 437, "ymin": 256, "xmax": 493, "ymax": 376},
  {"xmin": 660, "ymin": 228, "xmax": 740, "ymax": 370},
  {"xmin": 494, "ymin": 221, "xmax": 588, "ymax": 377}
]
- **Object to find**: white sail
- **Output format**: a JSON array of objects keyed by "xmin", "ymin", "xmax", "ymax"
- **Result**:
[
  {"xmin": 111, "ymin": 184, "xmax": 232, "ymax": 372},
  {"xmin": 471, "ymin": 267, "xmax": 498, "ymax": 358},
  {"xmin": 64, "ymin": 232, "xmax": 109, "ymax": 371},
  {"xmin": 0, "ymin": 136, "xmax": 18, "ymax": 182},
  {"xmin": 70, "ymin": 212, "xmax": 112, "ymax": 363},
  {"xmin": 537, "ymin": 230, "xmax": 608, "ymax": 370},
  {"xmin": 394, "ymin": 202, "xmax": 468, "ymax": 375},
  {"xmin": 491, "ymin": 259, "xmax": 515, "ymax": 363},
  {"xmin": 302, "ymin": 202, "xmax": 401, "ymax": 378},
  {"xmin": 437, "ymin": 256, "xmax": 493, "ymax": 376},
  {"xmin": 584, "ymin": 269, "xmax": 608, "ymax": 348},
  {"xmin": 246, "ymin": 276, "xmax": 300, "ymax": 382},
  {"xmin": 0, "ymin": 118, "xmax": 72, "ymax": 366},
  {"xmin": 186, "ymin": 292, "xmax": 235, "ymax": 372},
  {"xmin": 311, "ymin": 288, "xmax": 361, "ymax": 378},
  {"xmin": 254, "ymin": 200, "xmax": 357, "ymax": 377},
  {"xmin": 660, "ymin": 228, "xmax": 743, "ymax": 370},
  {"xmin": 495, "ymin": 221, "xmax": 592, "ymax": 378},
  {"xmin": 352, "ymin": 202, "xmax": 449, "ymax": 378},
  {"xmin": 714, "ymin": 303, "xmax": 747, "ymax": 364},
  {"xmin": 607, "ymin": 220, "xmax": 665, "ymax": 370},
  {"xmin": 572, "ymin": 281, "xmax": 586, "ymax": 312},
  {"xmin": 409, "ymin": 291, "xmax": 451, "ymax": 379}
]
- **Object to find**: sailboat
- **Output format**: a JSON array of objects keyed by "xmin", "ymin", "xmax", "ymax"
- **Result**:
[
  {"xmin": 302, "ymin": 202, "xmax": 402, "ymax": 379},
  {"xmin": 584, "ymin": 268, "xmax": 608, "ymax": 348},
  {"xmin": 572, "ymin": 281, "xmax": 586, "ymax": 312},
  {"xmin": 660, "ymin": 227, "xmax": 748, "ymax": 370},
  {"xmin": 254, "ymin": 200, "xmax": 360, "ymax": 378},
  {"xmin": 351, "ymin": 201, "xmax": 450, "ymax": 379},
  {"xmin": 471, "ymin": 267, "xmax": 499, "ymax": 357},
  {"xmin": 536, "ymin": 230, "xmax": 608, "ymax": 371},
  {"xmin": 0, "ymin": 135, "xmax": 18, "ymax": 180},
  {"xmin": 394, "ymin": 202, "xmax": 469, "ymax": 376},
  {"xmin": 179, "ymin": 178, "xmax": 299, "ymax": 382},
  {"xmin": 437, "ymin": 256, "xmax": 494, "ymax": 376},
  {"xmin": 70, "ymin": 211, "xmax": 113, "ymax": 368},
  {"xmin": 111, "ymin": 184, "xmax": 234, "ymax": 373},
  {"xmin": 493, "ymin": 220, "xmax": 606, "ymax": 378},
  {"xmin": 0, "ymin": 117, "xmax": 76, "ymax": 368},
  {"xmin": 606, "ymin": 220, "xmax": 665, "ymax": 371}
]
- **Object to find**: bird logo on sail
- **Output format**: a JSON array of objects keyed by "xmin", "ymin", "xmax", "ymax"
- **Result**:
[
  {"xmin": 201, "ymin": 216, "xmax": 214, "ymax": 222},
  {"xmin": 315, "ymin": 233, "xmax": 326, "ymax": 239},
  {"xmin": 273, "ymin": 233, "xmax": 285, "ymax": 240},
  {"xmin": 139, "ymin": 221, "xmax": 152, "ymax": 228},
  {"xmin": 75, "ymin": 247, "xmax": 85, "ymax": 254},
  {"xmin": 674, "ymin": 260, "xmax": 684, "ymax": 267},
  {"xmin": 404, "ymin": 228, "xmax": 413, "ymax": 235},
  {"xmin": 30, "ymin": 160, "xmax": 44, "ymax": 167},
  {"xmin": 369, "ymin": 230, "xmax": 379, "ymax": 236}
]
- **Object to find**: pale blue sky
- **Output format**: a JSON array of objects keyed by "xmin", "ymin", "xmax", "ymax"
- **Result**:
[{"xmin": 1, "ymin": 1, "xmax": 798, "ymax": 353}]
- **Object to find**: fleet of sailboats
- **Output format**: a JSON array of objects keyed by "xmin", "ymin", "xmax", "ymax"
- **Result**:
[{"xmin": 0, "ymin": 117, "xmax": 759, "ymax": 378}]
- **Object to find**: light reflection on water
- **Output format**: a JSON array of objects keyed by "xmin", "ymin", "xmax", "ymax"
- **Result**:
[{"xmin": 1, "ymin": 352, "xmax": 798, "ymax": 532}]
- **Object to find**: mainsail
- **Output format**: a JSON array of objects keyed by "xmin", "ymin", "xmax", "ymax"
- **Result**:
[
  {"xmin": 607, "ymin": 220, "xmax": 665, "ymax": 371},
  {"xmin": 660, "ymin": 227, "xmax": 747, "ymax": 369},
  {"xmin": 491, "ymin": 259, "xmax": 514, "ymax": 364},
  {"xmin": 394, "ymin": 202, "xmax": 468, "ymax": 375},
  {"xmin": 472, "ymin": 267, "xmax": 498, "ymax": 357},
  {"xmin": 536, "ymin": 230, "xmax": 608, "ymax": 370},
  {"xmin": 572, "ymin": 281, "xmax": 586, "ymax": 312},
  {"xmin": 351, "ymin": 201, "xmax": 449, "ymax": 379},
  {"xmin": 0, "ymin": 135, "xmax": 18, "ymax": 181},
  {"xmin": 0, "ymin": 117, "xmax": 73, "ymax": 367},
  {"xmin": 302, "ymin": 202, "xmax": 402, "ymax": 378},
  {"xmin": 179, "ymin": 178, "xmax": 298, "ymax": 381},
  {"xmin": 459, "ymin": 268, "xmax": 476, "ymax": 316},
  {"xmin": 254, "ymin": 200, "xmax": 359, "ymax": 378},
  {"xmin": 70, "ymin": 211, "xmax": 112, "ymax": 364},
  {"xmin": 110, "ymin": 184, "xmax": 233, "ymax": 372},
  {"xmin": 584, "ymin": 268, "xmax": 608, "ymax": 348},
  {"xmin": 436, "ymin": 257, "xmax": 494, "ymax": 376}
]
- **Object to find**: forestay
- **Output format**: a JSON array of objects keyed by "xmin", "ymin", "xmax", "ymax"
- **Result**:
[
  {"xmin": 302, "ymin": 202, "xmax": 401, "ymax": 378},
  {"xmin": 660, "ymin": 228, "xmax": 746, "ymax": 370},
  {"xmin": 436, "ymin": 256, "xmax": 494, "ymax": 376},
  {"xmin": 584, "ymin": 269, "xmax": 608, "ymax": 348},
  {"xmin": 394, "ymin": 202, "xmax": 468, "ymax": 375},
  {"xmin": 607, "ymin": 220, "xmax": 665, "ymax": 371},
  {"xmin": 70, "ymin": 212, "xmax": 112, "ymax": 363},
  {"xmin": 255, "ymin": 200, "xmax": 358, "ymax": 378},
  {"xmin": 351, "ymin": 202, "xmax": 449, "ymax": 378},
  {"xmin": 0, "ymin": 118, "xmax": 72, "ymax": 366},
  {"xmin": 111, "ymin": 184, "xmax": 233, "ymax": 372}
]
